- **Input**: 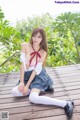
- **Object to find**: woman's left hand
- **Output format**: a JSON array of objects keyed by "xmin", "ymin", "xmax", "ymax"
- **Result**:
[{"xmin": 23, "ymin": 86, "xmax": 29, "ymax": 95}]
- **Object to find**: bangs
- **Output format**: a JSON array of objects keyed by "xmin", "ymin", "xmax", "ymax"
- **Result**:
[{"xmin": 32, "ymin": 29, "xmax": 42, "ymax": 37}]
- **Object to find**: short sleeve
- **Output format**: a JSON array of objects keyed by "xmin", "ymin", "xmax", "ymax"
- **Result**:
[
  {"xmin": 20, "ymin": 51, "xmax": 26, "ymax": 63},
  {"xmin": 20, "ymin": 51, "xmax": 27, "ymax": 71}
]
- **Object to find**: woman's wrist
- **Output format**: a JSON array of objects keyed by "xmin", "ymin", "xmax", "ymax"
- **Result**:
[
  {"xmin": 26, "ymin": 83, "xmax": 30, "ymax": 88},
  {"xmin": 20, "ymin": 81, "xmax": 24, "ymax": 86}
]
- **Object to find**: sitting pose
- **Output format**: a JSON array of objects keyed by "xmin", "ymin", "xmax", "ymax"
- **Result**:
[{"xmin": 11, "ymin": 27, "xmax": 74, "ymax": 119}]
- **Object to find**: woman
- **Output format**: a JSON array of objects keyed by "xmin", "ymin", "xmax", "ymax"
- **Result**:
[{"xmin": 11, "ymin": 28, "xmax": 74, "ymax": 119}]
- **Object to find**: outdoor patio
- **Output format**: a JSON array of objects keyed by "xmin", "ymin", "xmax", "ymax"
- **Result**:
[{"xmin": 0, "ymin": 64, "xmax": 80, "ymax": 120}]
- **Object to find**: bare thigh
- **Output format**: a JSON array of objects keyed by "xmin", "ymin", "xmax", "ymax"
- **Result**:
[{"xmin": 30, "ymin": 88, "xmax": 40, "ymax": 94}]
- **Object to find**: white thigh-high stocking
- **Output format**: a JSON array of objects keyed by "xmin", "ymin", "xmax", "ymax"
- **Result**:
[
  {"xmin": 11, "ymin": 86, "xmax": 30, "ymax": 97},
  {"xmin": 29, "ymin": 92, "xmax": 67, "ymax": 108}
]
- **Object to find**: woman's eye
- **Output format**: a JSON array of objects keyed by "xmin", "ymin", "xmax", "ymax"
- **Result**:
[
  {"xmin": 33, "ymin": 35, "xmax": 36, "ymax": 37},
  {"xmin": 38, "ymin": 36, "xmax": 41, "ymax": 38}
]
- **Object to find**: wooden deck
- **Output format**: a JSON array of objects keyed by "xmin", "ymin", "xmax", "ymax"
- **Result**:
[{"xmin": 0, "ymin": 64, "xmax": 80, "ymax": 120}]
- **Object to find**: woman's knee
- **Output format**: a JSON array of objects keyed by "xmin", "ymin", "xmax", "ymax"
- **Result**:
[
  {"xmin": 29, "ymin": 92, "xmax": 37, "ymax": 103},
  {"xmin": 29, "ymin": 91, "xmax": 40, "ymax": 103},
  {"xmin": 11, "ymin": 86, "xmax": 21, "ymax": 96},
  {"xmin": 29, "ymin": 88, "xmax": 40, "ymax": 103},
  {"xmin": 11, "ymin": 86, "xmax": 30, "ymax": 97}
]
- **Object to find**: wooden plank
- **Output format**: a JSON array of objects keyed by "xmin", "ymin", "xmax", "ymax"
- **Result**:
[
  {"xmin": 9, "ymin": 108, "xmax": 66, "ymax": 120},
  {"xmin": 0, "ymin": 81, "xmax": 80, "ymax": 91},
  {"xmin": 0, "ymin": 93, "xmax": 80, "ymax": 110},
  {"xmin": 32, "ymin": 113, "xmax": 80, "ymax": 120},
  {"xmin": 9, "ymin": 108, "xmax": 80, "ymax": 120},
  {"xmin": 1, "ymin": 80, "xmax": 80, "ymax": 89},
  {"xmin": 0, "ymin": 89, "xmax": 80, "ymax": 104},
  {"xmin": 0, "ymin": 99, "xmax": 80, "ymax": 114}
]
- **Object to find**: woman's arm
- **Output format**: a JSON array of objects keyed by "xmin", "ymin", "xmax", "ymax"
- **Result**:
[
  {"xmin": 20, "ymin": 43, "xmax": 26, "ymax": 83},
  {"xmin": 19, "ymin": 43, "xmax": 30, "ymax": 92},
  {"xmin": 20, "ymin": 63, "xmax": 25, "ymax": 84}
]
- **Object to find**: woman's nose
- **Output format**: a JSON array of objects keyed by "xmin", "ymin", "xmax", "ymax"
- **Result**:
[{"xmin": 35, "ymin": 36, "xmax": 37, "ymax": 40}]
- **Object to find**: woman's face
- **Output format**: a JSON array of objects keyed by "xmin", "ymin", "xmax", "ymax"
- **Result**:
[{"xmin": 32, "ymin": 32, "xmax": 42, "ymax": 45}]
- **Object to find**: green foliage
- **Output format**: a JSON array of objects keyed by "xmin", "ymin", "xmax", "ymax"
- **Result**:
[
  {"xmin": 0, "ymin": 7, "xmax": 4, "ymax": 20},
  {"xmin": 48, "ymin": 12, "xmax": 80, "ymax": 66},
  {"xmin": 0, "ymin": 7, "xmax": 80, "ymax": 73}
]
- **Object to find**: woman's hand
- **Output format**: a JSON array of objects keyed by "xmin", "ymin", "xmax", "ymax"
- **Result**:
[
  {"xmin": 23, "ymin": 85, "xmax": 29, "ymax": 96},
  {"xmin": 18, "ymin": 82, "xmax": 24, "ymax": 93}
]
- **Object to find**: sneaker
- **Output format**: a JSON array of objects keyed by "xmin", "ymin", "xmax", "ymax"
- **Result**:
[{"xmin": 64, "ymin": 101, "xmax": 74, "ymax": 119}]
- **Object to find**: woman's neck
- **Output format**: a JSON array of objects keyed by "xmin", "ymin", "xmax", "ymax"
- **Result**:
[{"xmin": 32, "ymin": 44, "xmax": 41, "ymax": 51}]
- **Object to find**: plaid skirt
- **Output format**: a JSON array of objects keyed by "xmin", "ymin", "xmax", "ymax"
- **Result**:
[{"xmin": 17, "ymin": 68, "xmax": 53, "ymax": 91}]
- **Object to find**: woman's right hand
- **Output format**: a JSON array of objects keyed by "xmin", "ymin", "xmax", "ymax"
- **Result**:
[{"xmin": 18, "ymin": 82, "xmax": 24, "ymax": 93}]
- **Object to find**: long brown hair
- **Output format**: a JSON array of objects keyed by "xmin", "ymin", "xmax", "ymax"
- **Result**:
[{"xmin": 30, "ymin": 28, "xmax": 48, "ymax": 66}]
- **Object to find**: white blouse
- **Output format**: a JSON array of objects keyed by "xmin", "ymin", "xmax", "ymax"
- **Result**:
[{"xmin": 20, "ymin": 52, "xmax": 42, "ymax": 75}]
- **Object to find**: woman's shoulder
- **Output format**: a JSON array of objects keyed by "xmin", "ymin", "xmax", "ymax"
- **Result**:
[
  {"xmin": 41, "ymin": 49, "xmax": 47, "ymax": 56},
  {"xmin": 21, "ymin": 42, "xmax": 29, "ymax": 47},
  {"xmin": 21, "ymin": 42, "xmax": 30, "ymax": 53},
  {"xmin": 21, "ymin": 42, "xmax": 31, "ymax": 49}
]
